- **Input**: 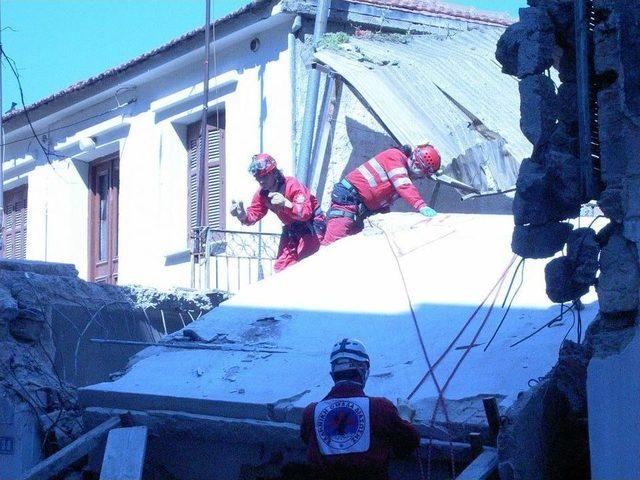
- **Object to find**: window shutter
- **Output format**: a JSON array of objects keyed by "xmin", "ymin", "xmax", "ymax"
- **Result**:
[
  {"xmin": 187, "ymin": 133, "xmax": 200, "ymax": 231},
  {"xmin": 206, "ymin": 126, "xmax": 224, "ymax": 229},
  {"xmin": 2, "ymin": 186, "xmax": 27, "ymax": 259}
]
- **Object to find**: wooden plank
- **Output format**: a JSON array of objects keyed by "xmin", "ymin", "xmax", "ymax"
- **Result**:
[
  {"xmin": 22, "ymin": 417, "xmax": 120, "ymax": 480},
  {"xmin": 482, "ymin": 397, "xmax": 500, "ymax": 443},
  {"xmin": 100, "ymin": 426, "xmax": 148, "ymax": 480},
  {"xmin": 456, "ymin": 449, "xmax": 498, "ymax": 480}
]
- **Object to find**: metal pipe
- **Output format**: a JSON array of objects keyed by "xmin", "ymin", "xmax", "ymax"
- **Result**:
[
  {"xmin": 196, "ymin": 0, "xmax": 212, "ymax": 239},
  {"xmin": 297, "ymin": 0, "xmax": 332, "ymax": 184},
  {"xmin": 90, "ymin": 338, "xmax": 287, "ymax": 354},
  {"xmin": 289, "ymin": 15, "xmax": 302, "ymax": 170},
  {"xmin": 0, "ymin": 1, "xmax": 4, "ymax": 247}
]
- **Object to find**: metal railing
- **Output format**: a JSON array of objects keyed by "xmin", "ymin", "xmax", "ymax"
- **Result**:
[{"xmin": 191, "ymin": 228, "xmax": 281, "ymax": 293}]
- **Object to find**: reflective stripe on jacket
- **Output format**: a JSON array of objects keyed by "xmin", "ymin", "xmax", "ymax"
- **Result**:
[{"xmin": 345, "ymin": 148, "xmax": 427, "ymax": 212}]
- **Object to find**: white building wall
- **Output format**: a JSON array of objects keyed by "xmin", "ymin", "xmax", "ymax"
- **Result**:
[
  {"xmin": 25, "ymin": 157, "xmax": 89, "ymax": 277},
  {"xmin": 17, "ymin": 17, "xmax": 296, "ymax": 288},
  {"xmin": 587, "ymin": 325, "xmax": 640, "ymax": 479}
]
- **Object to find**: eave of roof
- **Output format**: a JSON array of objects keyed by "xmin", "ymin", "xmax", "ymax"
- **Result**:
[
  {"xmin": 4, "ymin": 0, "xmax": 513, "ymax": 124},
  {"xmin": 3, "ymin": 0, "xmax": 273, "ymax": 123}
]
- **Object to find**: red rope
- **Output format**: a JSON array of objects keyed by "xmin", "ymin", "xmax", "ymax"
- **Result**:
[
  {"xmin": 379, "ymin": 226, "xmax": 457, "ymax": 478},
  {"xmin": 407, "ymin": 254, "xmax": 517, "ymax": 399}
]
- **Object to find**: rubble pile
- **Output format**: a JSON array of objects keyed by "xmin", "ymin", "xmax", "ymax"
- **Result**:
[{"xmin": 0, "ymin": 260, "xmax": 221, "ymax": 478}]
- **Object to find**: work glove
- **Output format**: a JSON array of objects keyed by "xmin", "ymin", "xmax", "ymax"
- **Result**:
[
  {"xmin": 397, "ymin": 398, "xmax": 416, "ymax": 423},
  {"xmin": 419, "ymin": 205, "xmax": 437, "ymax": 217},
  {"xmin": 268, "ymin": 192, "xmax": 293, "ymax": 209},
  {"xmin": 230, "ymin": 200, "xmax": 246, "ymax": 221}
]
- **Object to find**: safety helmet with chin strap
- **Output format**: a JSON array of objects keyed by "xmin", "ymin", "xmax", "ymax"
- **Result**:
[
  {"xmin": 409, "ymin": 144, "xmax": 441, "ymax": 177},
  {"xmin": 330, "ymin": 338, "xmax": 370, "ymax": 385},
  {"xmin": 248, "ymin": 153, "xmax": 277, "ymax": 177}
]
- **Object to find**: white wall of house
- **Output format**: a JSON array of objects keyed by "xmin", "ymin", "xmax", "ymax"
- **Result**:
[{"xmin": 4, "ymin": 13, "xmax": 296, "ymax": 288}]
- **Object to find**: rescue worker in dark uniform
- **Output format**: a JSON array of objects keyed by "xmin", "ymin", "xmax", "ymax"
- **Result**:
[{"xmin": 300, "ymin": 338, "xmax": 420, "ymax": 480}]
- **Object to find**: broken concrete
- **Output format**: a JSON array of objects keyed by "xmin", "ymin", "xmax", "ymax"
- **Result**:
[
  {"xmin": 596, "ymin": 230, "xmax": 640, "ymax": 314},
  {"xmin": 498, "ymin": 340, "xmax": 590, "ymax": 480},
  {"xmin": 79, "ymin": 213, "xmax": 600, "ymax": 479},
  {"xmin": 0, "ymin": 259, "xmax": 221, "ymax": 479},
  {"xmin": 511, "ymin": 222, "xmax": 572, "ymax": 259},
  {"xmin": 496, "ymin": 7, "xmax": 555, "ymax": 79},
  {"xmin": 519, "ymin": 74, "xmax": 557, "ymax": 145},
  {"xmin": 501, "ymin": 1, "xmax": 640, "ymax": 478}
]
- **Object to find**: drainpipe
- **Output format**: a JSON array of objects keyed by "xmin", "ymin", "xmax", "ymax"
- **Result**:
[
  {"xmin": 196, "ymin": 0, "xmax": 212, "ymax": 241},
  {"xmin": 289, "ymin": 15, "xmax": 302, "ymax": 167},
  {"xmin": 297, "ymin": 0, "xmax": 331, "ymax": 185},
  {"xmin": 0, "ymin": 2, "xmax": 4, "ymax": 250}
]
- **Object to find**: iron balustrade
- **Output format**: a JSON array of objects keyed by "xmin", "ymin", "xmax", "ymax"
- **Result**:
[{"xmin": 191, "ymin": 227, "xmax": 281, "ymax": 292}]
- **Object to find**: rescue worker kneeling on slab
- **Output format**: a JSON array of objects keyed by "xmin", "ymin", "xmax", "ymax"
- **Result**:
[
  {"xmin": 322, "ymin": 144, "xmax": 441, "ymax": 245},
  {"xmin": 301, "ymin": 339, "xmax": 420, "ymax": 480},
  {"xmin": 230, "ymin": 154, "xmax": 324, "ymax": 272}
]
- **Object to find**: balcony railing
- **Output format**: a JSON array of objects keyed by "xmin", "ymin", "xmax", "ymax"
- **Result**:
[{"xmin": 191, "ymin": 228, "xmax": 281, "ymax": 293}]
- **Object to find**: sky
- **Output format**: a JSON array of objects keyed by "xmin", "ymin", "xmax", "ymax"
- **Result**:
[{"xmin": 1, "ymin": 0, "xmax": 526, "ymax": 112}]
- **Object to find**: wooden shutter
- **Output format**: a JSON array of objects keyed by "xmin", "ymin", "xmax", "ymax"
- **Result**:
[
  {"xmin": 206, "ymin": 126, "xmax": 224, "ymax": 229},
  {"xmin": 2, "ymin": 185, "xmax": 28, "ymax": 259},
  {"xmin": 187, "ymin": 121, "xmax": 225, "ymax": 232}
]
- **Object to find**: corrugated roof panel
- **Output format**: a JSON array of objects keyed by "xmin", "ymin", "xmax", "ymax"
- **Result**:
[{"xmin": 315, "ymin": 26, "xmax": 530, "ymax": 195}]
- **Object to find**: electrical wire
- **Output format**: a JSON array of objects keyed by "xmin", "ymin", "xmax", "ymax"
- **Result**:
[
  {"xmin": 510, "ymin": 300, "xmax": 579, "ymax": 348},
  {"xmin": 2, "ymin": 49, "xmax": 63, "ymax": 164}
]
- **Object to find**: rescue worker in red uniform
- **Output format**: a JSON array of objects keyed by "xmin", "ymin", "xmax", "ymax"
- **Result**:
[
  {"xmin": 301, "ymin": 338, "xmax": 420, "ymax": 480},
  {"xmin": 230, "ymin": 154, "xmax": 324, "ymax": 272},
  {"xmin": 322, "ymin": 144, "xmax": 441, "ymax": 245}
]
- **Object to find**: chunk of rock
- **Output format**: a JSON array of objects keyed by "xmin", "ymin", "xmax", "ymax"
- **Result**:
[
  {"xmin": 512, "ymin": 222, "xmax": 573, "ymax": 259},
  {"xmin": 545, "ymin": 257, "xmax": 590, "ymax": 304},
  {"xmin": 519, "ymin": 74, "xmax": 558, "ymax": 145},
  {"xmin": 597, "ymin": 231, "xmax": 640, "ymax": 313},
  {"xmin": 9, "ymin": 308, "xmax": 46, "ymax": 343}
]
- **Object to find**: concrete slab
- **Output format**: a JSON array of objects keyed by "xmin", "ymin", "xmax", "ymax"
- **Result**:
[{"xmin": 80, "ymin": 213, "xmax": 599, "ymax": 439}]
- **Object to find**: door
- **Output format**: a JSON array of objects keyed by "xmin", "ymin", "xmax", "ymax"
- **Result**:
[{"xmin": 89, "ymin": 155, "xmax": 119, "ymax": 284}]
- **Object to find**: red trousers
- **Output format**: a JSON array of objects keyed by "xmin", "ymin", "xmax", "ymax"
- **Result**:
[
  {"xmin": 321, "ymin": 204, "xmax": 363, "ymax": 246},
  {"xmin": 275, "ymin": 232, "xmax": 320, "ymax": 272}
]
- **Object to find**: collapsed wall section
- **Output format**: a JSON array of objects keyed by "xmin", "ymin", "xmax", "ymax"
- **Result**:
[
  {"xmin": 0, "ymin": 259, "xmax": 220, "ymax": 479},
  {"xmin": 496, "ymin": 1, "xmax": 640, "ymax": 479}
]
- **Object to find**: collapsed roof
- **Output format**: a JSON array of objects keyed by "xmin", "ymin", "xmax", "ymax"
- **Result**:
[
  {"xmin": 80, "ymin": 213, "xmax": 597, "ymax": 447},
  {"xmin": 314, "ymin": 28, "xmax": 530, "ymax": 196}
]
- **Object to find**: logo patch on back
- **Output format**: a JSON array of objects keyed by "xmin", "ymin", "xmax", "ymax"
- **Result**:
[{"xmin": 314, "ymin": 397, "xmax": 371, "ymax": 455}]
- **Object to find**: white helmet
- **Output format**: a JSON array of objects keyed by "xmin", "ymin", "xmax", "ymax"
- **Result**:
[{"xmin": 330, "ymin": 338, "xmax": 370, "ymax": 385}]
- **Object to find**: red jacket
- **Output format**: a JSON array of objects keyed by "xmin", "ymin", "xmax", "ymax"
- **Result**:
[
  {"xmin": 345, "ymin": 148, "xmax": 427, "ymax": 212},
  {"xmin": 301, "ymin": 382, "xmax": 420, "ymax": 480},
  {"xmin": 241, "ymin": 176, "xmax": 319, "ymax": 226}
]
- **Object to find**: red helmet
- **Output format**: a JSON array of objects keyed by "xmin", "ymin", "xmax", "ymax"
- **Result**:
[
  {"xmin": 410, "ymin": 144, "xmax": 441, "ymax": 176},
  {"xmin": 248, "ymin": 153, "xmax": 277, "ymax": 177}
]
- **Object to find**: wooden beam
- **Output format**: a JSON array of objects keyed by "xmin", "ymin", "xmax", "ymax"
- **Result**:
[
  {"xmin": 100, "ymin": 426, "xmax": 148, "ymax": 480},
  {"xmin": 482, "ymin": 397, "xmax": 500, "ymax": 443},
  {"xmin": 455, "ymin": 448, "xmax": 498, "ymax": 480},
  {"xmin": 22, "ymin": 417, "xmax": 121, "ymax": 480}
]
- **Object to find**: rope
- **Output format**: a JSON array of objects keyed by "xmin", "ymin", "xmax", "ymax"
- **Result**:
[
  {"xmin": 376, "ymin": 223, "xmax": 457, "ymax": 478},
  {"xmin": 484, "ymin": 258, "xmax": 526, "ymax": 351},
  {"xmin": 407, "ymin": 254, "xmax": 518, "ymax": 399}
]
